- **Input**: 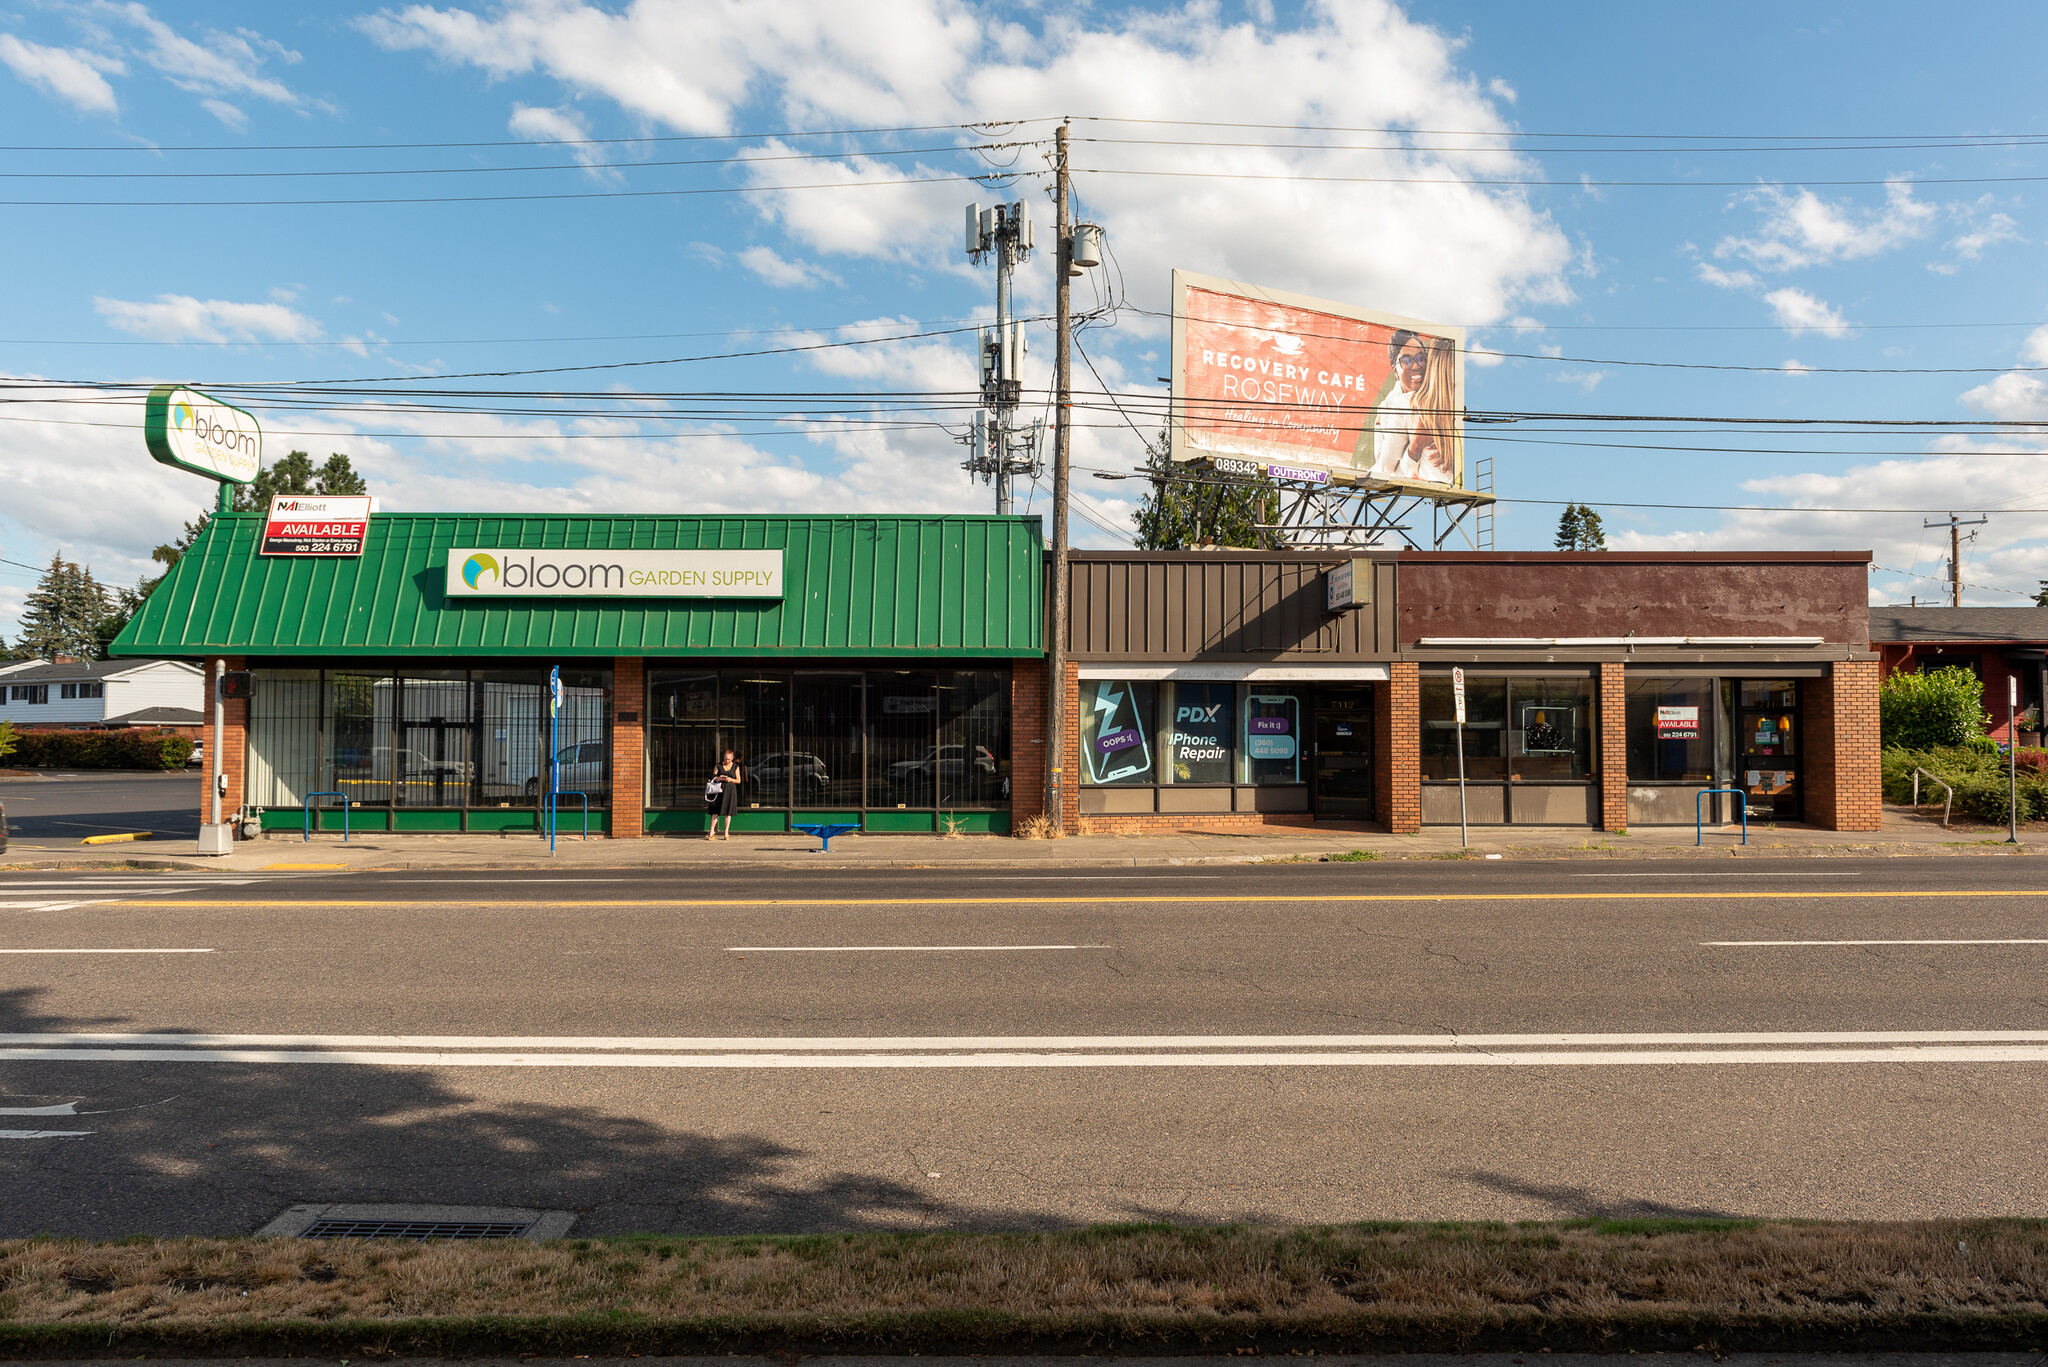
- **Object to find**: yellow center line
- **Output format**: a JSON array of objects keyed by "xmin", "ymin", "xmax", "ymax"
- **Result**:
[{"xmin": 111, "ymin": 889, "xmax": 2048, "ymax": 908}]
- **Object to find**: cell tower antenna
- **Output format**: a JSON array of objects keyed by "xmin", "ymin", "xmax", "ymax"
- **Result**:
[{"xmin": 961, "ymin": 199, "xmax": 1040, "ymax": 512}]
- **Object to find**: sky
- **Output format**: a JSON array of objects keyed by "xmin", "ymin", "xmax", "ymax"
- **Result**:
[{"xmin": 3, "ymin": 0, "xmax": 2048, "ymax": 642}]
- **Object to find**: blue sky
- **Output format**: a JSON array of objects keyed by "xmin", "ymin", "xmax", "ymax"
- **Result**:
[{"xmin": 3, "ymin": 0, "xmax": 2048, "ymax": 641}]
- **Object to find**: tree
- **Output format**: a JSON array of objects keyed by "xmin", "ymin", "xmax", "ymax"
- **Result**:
[
  {"xmin": 1880, "ymin": 664, "xmax": 1991, "ymax": 750},
  {"xmin": 1132, "ymin": 434, "xmax": 1278, "ymax": 550},
  {"xmin": 1554, "ymin": 502, "xmax": 1607, "ymax": 551},
  {"xmin": 9, "ymin": 554, "xmax": 110, "ymax": 661},
  {"xmin": 2034, "ymin": 580, "xmax": 2048, "ymax": 608}
]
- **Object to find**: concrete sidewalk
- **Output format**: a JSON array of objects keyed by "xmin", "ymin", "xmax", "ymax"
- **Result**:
[{"xmin": 2, "ymin": 806, "xmax": 2033, "ymax": 871}]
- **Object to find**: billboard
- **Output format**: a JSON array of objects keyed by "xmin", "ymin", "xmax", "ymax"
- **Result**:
[
  {"xmin": 144, "ymin": 384, "xmax": 261, "ymax": 485},
  {"xmin": 1169, "ymin": 270, "xmax": 1467, "ymax": 494},
  {"xmin": 262, "ymin": 495, "xmax": 372, "ymax": 557}
]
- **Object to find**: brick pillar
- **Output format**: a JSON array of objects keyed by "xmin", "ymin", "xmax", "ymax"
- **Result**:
[
  {"xmin": 1599, "ymin": 661, "xmax": 1628, "ymax": 832},
  {"xmin": 201, "ymin": 656, "xmax": 247, "ymax": 826},
  {"xmin": 1802, "ymin": 661, "xmax": 1880, "ymax": 831},
  {"xmin": 1374, "ymin": 663, "xmax": 1420, "ymax": 834},
  {"xmin": 1058, "ymin": 660, "xmax": 1081, "ymax": 835},
  {"xmin": 611, "ymin": 657, "xmax": 645, "ymax": 839},
  {"xmin": 1009, "ymin": 657, "xmax": 1047, "ymax": 828}
]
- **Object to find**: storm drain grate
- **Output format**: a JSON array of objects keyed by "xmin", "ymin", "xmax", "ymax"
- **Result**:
[{"xmin": 301, "ymin": 1218, "xmax": 534, "ymax": 1241}]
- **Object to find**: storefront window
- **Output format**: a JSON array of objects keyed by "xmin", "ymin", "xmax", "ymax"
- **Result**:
[
  {"xmin": 554, "ymin": 669, "xmax": 612, "ymax": 807},
  {"xmin": 939, "ymin": 669, "xmax": 1010, "ymax": 807},
  {"xmin": 397, "ymin": 674, "xmax": 470, "ymax": 808},
  {"xmin": 1735, "ymin": 678, "xmax": 1799, "ymax": 818},
  {"xmin": 1509, "ymin": 678, "xmax": 1594, "ymax": 781},
  {"xmin": 246, "ymin": 669, "xmax": 320, "ymax": 808},
  {"xmin": 791, "ymin": 672, "xmax": 862, "ymax": 808},
  {"xmin": 647, "ymin": 670, "xmax": 716, "ymax": 810},
  {"xmin": 1420, "ymin": 675, "xmax": 1506, "ymax": 779},
  {"xmin": 325, "ymin": 671, "xmax": 389, "ymax": 807},
  {"xmin": 476, "ymin": 670, "xmax": 544, "ymax": 806},
  {"xmin": 1240, "ymin": 689, "xmax": 1304, "ymax": 784},
  {"xmin": 866, "ymin": 670, "xmax": 937, "ymax": 808},
  {"xmin": 1625, "ymin": 678, "xmax": 1713, "ymax": 782},
  {"xmin": 720, "ymin": 670, "xmax": 790, "ymax": 807},
  {"xmin": 1079, "ymin": 680, "xmax": 1157, "ymax": 785},
  {"xmin": 1162, "ymin": 681, "xmax": 1234, "ymax": 784}
]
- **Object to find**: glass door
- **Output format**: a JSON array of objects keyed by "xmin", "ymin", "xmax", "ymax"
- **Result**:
[
  {"xmin": 1312, "ymin": 688, "xmax": 1375, "ymax": 819},
  {"xmin": 1734, "ymin": 679, "xmax": 1800, "ymax": 819}
]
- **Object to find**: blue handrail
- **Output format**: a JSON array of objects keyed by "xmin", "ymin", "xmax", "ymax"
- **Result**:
[
  {"xmin": 1696, "ymin": 788, "xmax": 1748, "ymax": 847},
  {"xmin": 551, "ymin": 790, "xmax": 592, "ymax": 846},
  {"xmin": 303, "ymin": 791, "xmax": 349, "ymax": 843}
]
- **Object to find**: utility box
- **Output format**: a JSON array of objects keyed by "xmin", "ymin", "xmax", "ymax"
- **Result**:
[{"xmin": 196, "ymin": 823, "xmax": 234, "ymax": 856}]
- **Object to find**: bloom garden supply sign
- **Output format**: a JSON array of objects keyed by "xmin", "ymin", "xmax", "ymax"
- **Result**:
[
  {"xmin": 262, "ymin": 495, "xmax": 372, "ymax": 557},
  {"xmin": 144, "ymin": 385, "xmax": 261, "ymax": 485},
  {"xmin": 446, "ymin": 548, "xmax": 784, "ymax": 598}
]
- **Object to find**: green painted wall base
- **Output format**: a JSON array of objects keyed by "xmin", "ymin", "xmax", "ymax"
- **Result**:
[{"xmin": 646, "ymin": 809, "xmax": 1009, "ymax": 835}]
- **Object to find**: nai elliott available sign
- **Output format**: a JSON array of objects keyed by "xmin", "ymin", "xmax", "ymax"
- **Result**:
[
  {"xmin": 446, "ymin": 548, "xmax": 784, "ymax": 599},
  {"xmin": 262, "ymin": 495, "xmax": 372, "ymax": 557},
  {"xmin": 144, "ymin": 384, "xmax": 261, "ymax": 484}
]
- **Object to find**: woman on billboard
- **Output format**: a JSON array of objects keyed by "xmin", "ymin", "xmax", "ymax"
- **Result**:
[{"xmin": 1365, "ymin": 329, "xmax": 1458, "ymax": 487}]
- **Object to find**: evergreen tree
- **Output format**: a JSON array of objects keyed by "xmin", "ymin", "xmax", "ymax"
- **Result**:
[
  {"xmin": 2034, "ymin": 581, "xmax": 2048, "ymax": 608},
  {"xmin": 1553, "ymin": 503, "xmax": 1608, "ymax": 551},
  {"xmin": 1553, "ymin": 504, "xmax": 1584, "ymax": 550},
  {"xmin": 10, "ymin": 554, "xmax": 110, "ymax": 660},
  {"xmin": 1132, "ymin": 433, "xmax": 1278, "ymax": 549}
]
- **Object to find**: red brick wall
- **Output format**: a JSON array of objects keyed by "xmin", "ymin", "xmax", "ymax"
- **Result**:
[
  {"xmin": 1599, "ymin": 662, "xmax": 1627, "ymax": 832},
  {"xmin": 199, "ymin": 657, "xmax": 246, "ymax": 826},
  {"xmin": 1803, "ymin": 661, "xmax": 1880, "ymax": 831},
  {"xmin": 1077, "ymin": 812, "xmax": 1318, "ymax": 835},
  {"xmin": 1010, "ymin": 657, "xmax": 1047, "ymax": 824},
  {"xmin": 1057, "ymin": 661, "xmax": 1081, "ymax": 834},
  {"xmin": 611, "ymin": 657, "xmax": 645, "ymax": 839},
  {"xmin": 1375, "ymin": 663, "xmax": 1420, "ymax": 834}
]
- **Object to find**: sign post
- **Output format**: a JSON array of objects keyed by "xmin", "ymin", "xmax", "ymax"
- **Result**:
[
  {"xmin": 2010, "ymin": 675, "xmax": 2020, "ymax": 845},
  {"xmin": 548, "ymin": 666, "xmax": 562, "ymax": 854},
  {"xmin": 1452, "ymin": 666, "xmax": 1468, "ymax": 849}
]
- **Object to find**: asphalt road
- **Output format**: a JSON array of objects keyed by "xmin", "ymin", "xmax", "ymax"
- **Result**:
[
  {"xmin": 3, "ymin": 856, "xmax": 2047, "ymax": 1236},
  {"xmin": 0, "ymin": 770, "xmax": 201, "ymax": 845}
]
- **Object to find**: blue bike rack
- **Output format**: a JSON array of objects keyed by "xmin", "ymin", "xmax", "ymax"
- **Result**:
[
  {"xmin": 550, "ymin": 790, "xmax": 593, "ymax": 847},
  {"xmin": 1696, "ymin": 788, "xmax": 1748, "ymax": 847},
  {"xmin": 792, "ymin": 821, "xmax": 860, "ymax": 853},
  {"xmin": 303, "ymin": 791, "xmax": 350, "ymax": 843}
]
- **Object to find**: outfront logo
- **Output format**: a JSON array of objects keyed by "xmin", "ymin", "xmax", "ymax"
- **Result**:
[{"xmin": 461, "ymin": 553, "xmax": 499, "ymax": 589}]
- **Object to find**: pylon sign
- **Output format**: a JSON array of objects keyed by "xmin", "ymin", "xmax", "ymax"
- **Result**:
[{"xmin": 144, "ymin": 384, "xmax": 261, "ymax": 485}]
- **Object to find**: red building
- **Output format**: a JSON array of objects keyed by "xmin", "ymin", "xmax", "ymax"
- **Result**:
[{"xmin": 1869, "ymin": 607, "xmax": 2048, "ymax": 746}]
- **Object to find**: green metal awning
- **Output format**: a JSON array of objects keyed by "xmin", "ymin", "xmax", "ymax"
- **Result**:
[{"xmin": 113, "ymin": 514, "xmax": 1045, "ymax": 658}]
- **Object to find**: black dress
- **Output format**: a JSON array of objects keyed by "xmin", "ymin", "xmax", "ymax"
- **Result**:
[{"xmin": 713, "ymin": 762, "xmax": 741, "ymax": 816}]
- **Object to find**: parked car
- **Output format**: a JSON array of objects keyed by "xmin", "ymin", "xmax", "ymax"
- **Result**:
[
  {"xmin": 188, "ymin": 740, "xmax": 205, "ymax": 768},
  {"xmin": 523, "ymin": 739, "xmax": 606, "ymax": 799},
  {"xmin": 886, "ymin": 744, "xmax": 999, "ymax": 795},
  {"xmin": 750, "ymin": 751, "xmax": 831, "ymax": 801}
]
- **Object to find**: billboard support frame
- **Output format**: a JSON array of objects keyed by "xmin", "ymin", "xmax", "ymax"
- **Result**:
[{"xmin": 1246, "ymin": 473, "xmax": 1493, "ymax": 551}]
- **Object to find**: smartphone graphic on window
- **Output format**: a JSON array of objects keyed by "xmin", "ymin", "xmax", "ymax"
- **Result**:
[{"xmin": 1087, "ymin": 684, "xmax": 1152, "ymax": 783}]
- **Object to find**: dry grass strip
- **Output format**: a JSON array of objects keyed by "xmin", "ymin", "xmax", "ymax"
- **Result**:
[{"xmin": 4, "ymin": 1220, "xmax": 2048, "ymax": 1355}]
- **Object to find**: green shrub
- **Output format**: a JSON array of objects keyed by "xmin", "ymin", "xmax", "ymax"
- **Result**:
[
  {"xmin": 1884, "ymin": 744, "xmax": 2048, "ymax": 823},
  {"xmin": 0, "ymin": 719, "xmax": 14, "ymax": 764},
  {"xmin": 1879, "ymin": 666, "xmax": 1991, "ymax": 749},
  {"xmin": 7, "ymin": 729, "xmax": 194, "ymax": 770}
]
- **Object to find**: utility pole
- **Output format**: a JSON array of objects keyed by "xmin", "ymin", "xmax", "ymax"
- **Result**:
[
  {"xmin": 962, "ymin": 199, "xmax": 1040, "ymax": 512},
  {"xmin": 1924, "ymin": 512, "xmax": 1988, "ymax": 607},
  {"xmin": 1048, "ymin": 121, "xmax": 1072, "ymax": 834}
]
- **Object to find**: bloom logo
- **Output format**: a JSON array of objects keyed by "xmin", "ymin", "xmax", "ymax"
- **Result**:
[{"xmin": 461, "ymin": 553, "xmax": 499, "ymax": 589}]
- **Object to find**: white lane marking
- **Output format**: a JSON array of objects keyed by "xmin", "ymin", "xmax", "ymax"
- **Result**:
[
  {"xmin": 0, "ymin": 1129, "xmax": 93, "ymax": 1139},
  {"xmin": 728, "ymin": 944, "xmax": 1114, "ymax": 953},
  {"xmin": 7, "ymin": 1045, "xmax": 2048, "ymax": 1070},
  {"xmin": 1709, "ymin": 939, "xmax": 2048, "ymax": 946},
  {"xmin": 7, "ymin": 1029, "xmax": 2048, "ymax": 1051},
  {"xmin": 0, "ymin": 1102, "xmax": 78, "ymax": 1115},
  {"xmin": 1574, "ymin": 872, "xmax": 1861, "ymax": 878},
  {"xmin": 0, "ymin": 948, "xmax": 213, "ymax": 955},
  {"xmin": 963, "ymin": 875, "xmax": 1226, "ymax": 881},
  {"xmin": 369, "ymin": 878, "xmax": 633, "ymax": 883}
]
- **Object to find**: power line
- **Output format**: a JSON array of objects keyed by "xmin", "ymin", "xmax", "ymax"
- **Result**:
[
  {"xmin": 0, "ymin": 120, "xmax": 1039, "ymax": 154},
  {"xmin": 1078, "ymin": 133, "xmax": 2048, "ymax": 155},
  {"xmin": 0, "ymin": 171, "xmax": 1011, "ymax": 209},
  {"xmin": 1077, "ymin": 166, "xmax": 2048, "ymax": 190},
  {"xmin": 1070, "ymin": 115, "xmax": 2048, "ymax": 142}
]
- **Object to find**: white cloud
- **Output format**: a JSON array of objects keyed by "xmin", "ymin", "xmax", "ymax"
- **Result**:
[
  {"xmin": 507, "ymin": 102, "xmax": 615, "ymax": 176},
  {"xmin": 1942, "ymin": 210, "xmax": 2022, "ymax": 266},
  {"xmin": 1763, "ymin": 286, "xmax": 1849, "ymax": 338},
  {"xmin": 736, "ymin": 245, "xmax": 842, "ymax": 289},
  {"xmin": 1714, "ymin": 177, "xmax": 1940, "ymax": 272},
  {"xmin": 361, "ymin": 0, "xmax": 1575, "ymax": 325},
  {"xmin": 0, "ymin": 34, "xmax": 123, "ymax": 114},
  {"xmin": 1694, "ymin": 261, "xmax": 1760, "ymax": 291},
  {"xmin": 1549, "ymin": 368, "xmax": 1605, "ymax": 393},
  {"xmin": 92, "ymin": 293, "xmax": 325, "ymax": 343},
  {"xmin": 200, "ymin": 97, "xmax": 247, "ymax": 128},
  {"xmin": 97, "ymin": 2, "xmax": 304, "ymax": 109},
  {"xmin": 1780, "ymin": 359, "xmax": 1813, "ymax": 375}
]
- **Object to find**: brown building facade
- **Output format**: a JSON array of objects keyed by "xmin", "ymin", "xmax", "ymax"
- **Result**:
[{"xmin": 1061, "ymin": 549, "xmax": 1879, "ymax": 835}]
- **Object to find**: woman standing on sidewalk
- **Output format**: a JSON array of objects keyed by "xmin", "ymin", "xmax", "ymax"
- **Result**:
[{"xmin": 709, "ymin": 749, "xmax": 743, "ymax": 841}]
